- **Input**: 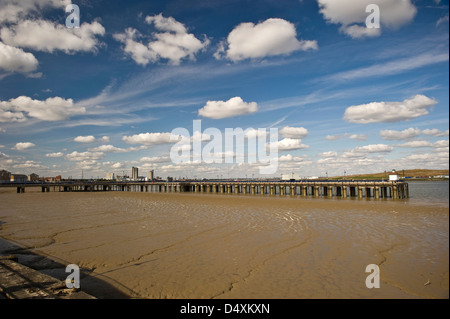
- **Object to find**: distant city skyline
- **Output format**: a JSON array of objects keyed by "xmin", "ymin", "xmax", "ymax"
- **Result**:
[{"xmin": 0, "ymin": 0, "xmax": 448, "ymax": 179}]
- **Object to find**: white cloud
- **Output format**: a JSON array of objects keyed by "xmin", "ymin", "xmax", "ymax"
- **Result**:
[
  {"xmin": 319, "ymin": 151, "xmax": 338, "ymax": 158},
  {"xmin": 422, "ymin": 128, "xmax": 449, "ymax": 137},
  {"xmin": 198, "ymin": 97, "xmax": 258, "ymax": 119},
  {"xmin": 0, "ymin": 96, "xmax": 84, "ymax": 122},
  {"xmin": 379, "ymin": 128, "xmax": 421, "ymax": 140},
  {"xmin": 272, "ymin": 138, "xmax": 309, "ymax": 151},
  {"xmin": 433, "ymin": 140, "xmax": 449, "ymax": 152},
  {"xmin": 279, "ymin": 154, "xmax": 309, "ymax": 162},
  {"xmin": 397, "ymin": 140, "xmax": 433, "ymax": 148},
  {"xmin": 100, "ymin": 136, "xmax": 110, "ymax": 142},
  {"xmin": 12, "ymin": 142, "xmax": 35, "ymax": 150},
  {"xmin": 355, "ymin": 144, "xmax": 394, "ymax": 153},
  {"xmin": 13, "ymin": 160, "xmax": 44, "ymax": 169},
  {"xmin": 342, "ymin": 143, "xmax": 394, "ymax": 158},
  {"xmin": 0, "ymin": 0, "xmax": 71, "ymax": 24},
  {"xmin": 217, "ymin": 18, "xmax": 318, "ymax": 62},
  {"xmin": 122, "ymin": 132, "xmax": 173, "ymax": 145},
  {"xmin": 343, "ymin": 95, "xmax": 437, "ymax": 123},
  {"xmin": 0, "ymin": 41, "xmax": 39, "ymax": 76},
  {"xmin": 402, "ymin": 150, "xmax": 448, "ymax": 167},
  {"xmin": 88, "ymin": 144, "xmax": 147, "ymax": 152},
  {"xmin": 139, "ymin": 155, "xmax": 171, "ymax": 163},
  {"xmin": 74, "ymin": 135, "xmax": 96, "ymax": 143},
  {"xmin": 317, "ymin": 0, "xmax": 417, "ymax": 38},
  {"xmin": 279, "ymin": 126, "xmax": 309, "ymax": 139},
  {"xmin": 113, "ymin": 14, "xmax": 208, "ymax": 65},
  {"xmin": 325, "ymin": 133, "xmax": 366, "ymax": 141},
  {"xmin": 342, "ymin": 24, "xmax": 380, "ymax": 39},
  {"xmin": 1, "ymin": 19, "xmax": 105, "ymax": 54},
  {"xmin": 65, "ymin": 151, "xmax": 104, "ymax": 161},
  {"xmin": 112, "ymin": 162, "xmax": 123, "ymax": 169},
  {"xmin": 244, "ymin": 128, "xmax": 268, "ymax": 139},
  {"xmin": 45, "ymin": 152, "xmax": 64, "ymax": 157},
  {"xmin": 349, "ymin": 134, "xmax": 367, "ymax": 141},
  {"xmin": 380, "ymin": 128, "xmax": 448, "ymax": 140},
  {"xmin": 88, "ymin": 144, "xmax": 125, "ymax": 152}
]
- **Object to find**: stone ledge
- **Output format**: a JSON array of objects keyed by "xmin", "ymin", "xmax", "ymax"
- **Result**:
[{"xmin": 0, "ymin": 257, "xmax": 95, "ymax": 299}]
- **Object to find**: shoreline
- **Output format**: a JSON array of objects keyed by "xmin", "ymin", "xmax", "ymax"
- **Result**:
[{"xmin": 1, "ymin": 191, "xmax": 448, "ymax": 299}]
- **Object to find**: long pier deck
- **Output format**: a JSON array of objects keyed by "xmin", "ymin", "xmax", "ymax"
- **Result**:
[{"xmin": 1, "ymin": 180, "xmax": 409, "ymax": 199}]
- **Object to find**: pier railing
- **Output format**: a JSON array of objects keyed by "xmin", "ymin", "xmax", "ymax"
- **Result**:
[{"xmin": 0, "ymin": 180, "xmax": 409, "ymax": 199}]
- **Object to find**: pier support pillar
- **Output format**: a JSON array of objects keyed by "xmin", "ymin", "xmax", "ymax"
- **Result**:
[
  {"xmin": 393, "ymin": 185, "xmax": 399, "ymax": 199},
  {"xmin": 358, "ymin": 187, "xmax": 363, "ymax": 199},
  {"xmin": 314, "ymin": 186, "xmax": 319, "ymax": 197}
]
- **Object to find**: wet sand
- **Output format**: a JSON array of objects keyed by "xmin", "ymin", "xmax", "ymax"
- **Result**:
[{"xmin": 0, "ymin": 189, "xmax": 448, "ymax": 299}]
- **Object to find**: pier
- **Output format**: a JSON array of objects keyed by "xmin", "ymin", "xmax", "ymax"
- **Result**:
[{"xmin": 0, "ymin": 180, "xmax": 409, "ymax": 199}]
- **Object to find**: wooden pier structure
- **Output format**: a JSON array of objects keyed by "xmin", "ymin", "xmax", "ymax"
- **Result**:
[{"xmin": 1, "ymin": 180, "xmax": 409, "ymax": 199}]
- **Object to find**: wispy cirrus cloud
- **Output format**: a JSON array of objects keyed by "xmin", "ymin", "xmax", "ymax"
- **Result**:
[{"xmin": 323, "ymin": 52, "xmax": 449, "ymax": 82}]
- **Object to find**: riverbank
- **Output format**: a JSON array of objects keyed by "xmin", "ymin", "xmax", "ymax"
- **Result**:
[{"xmin": 0, "ymin": 191, "xmax": 448, "ymax": 298}]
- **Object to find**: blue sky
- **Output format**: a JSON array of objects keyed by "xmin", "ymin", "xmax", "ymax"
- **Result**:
[{"xmin": 0, "ymin": 0, "xmax": 448, "ymax": 179}]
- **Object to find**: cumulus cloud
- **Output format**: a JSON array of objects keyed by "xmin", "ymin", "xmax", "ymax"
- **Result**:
[
  {"xmin": 343, "ymin": 95, "xmax": 437, "ymax": 123},
  {"xmin": 111, "ymin": 162, "xmax": 123, "ymax": 169},
  {"xmin": 65, "ymin": 151, "xmax": 104, "ymax": 161},
  {"xmin": 319, "ymin": 151, "xmax": 338, "ymax": 158},
  {"xmin": 73, "ymin": 135, "xmax": 96, "ymax": 143},
  {"xmin": 13, "ymin": 160, "xmax": 44, "ymax": 169},
  {"xmin": 397, "ymin": 140, "xmax": 433, "ymax": 148},
  {"xmin": 113, "ymin": 14, "xmax": 208, "ymax": 65},
  {"xmin": 0, "ymin": 41, "xmax": 39, "ymax": 76},
  {"xmin": 12, "ymin": 142, "xmax": 35, "ymax": 150},
  {"xmin": 0, "ymin": 96, "xmax": 84, "ymax": 122},
  {"xmin": 45, "ymin": 152, "xmax": 64, "ymax": 157},
  {"xmin": 1, "ymin": 19, "xmax": 105, "ymax": 54},
  {"xmin": 244, "ymin": 128, "xmax": 268, "ymax": 139},
  {"xmin": 198, "ymin": 97, "xmax": 258, "ymax": 119},
  {"xmin": 88, "ymin": 144, "xmax": 147, "ymax": 152},
  {"xmin": 140, "ymin": 155, "xmax": 171, "ymax": 163},
  {"xmin": 272, "ymin": 138, "xmax": 309, "ymax": 151},
  {"xmin": 380, "ymin": 127, "xmax": 448, "ymax": 140},
  {"xmin": 349, "ymin": 134, "xmax": 367, "ymax": 141},
  {"xmin": 422, "ymin": 128, "xmax": 449, "ymax": 137},
  {"xmin": 355, "ymin": 144, "xmax": 394, "ymax": 153},
  {"xmin": 122, "ymin": 132, "xmax": 173, "ymax": 145},
  {"xmin": 216, "ymin": 18, "xmax": 318, "ymax": 61},
  {"xmin": 342, "ymin": 143, "xmax": 394, "ymax": 158},
  {"xmin": 379, "ymin": 128, "xmax": 421, "ymax": 140},
  {"xmin": 325, "ymin": 133, "xmax": 366, "ymax": 141},
  {"xmin": 0, "ymin": 0, "xmax": 71, "ymax": 24},
  {"xmin": 317, "ymin": 0, "xmax": 417, "ymax": 38},
  {"xmin": 279, "ymin": 126, "xmax": 309, "ymax": 139},
  {"xmin": 433, "ymin": 140, "xmax": 449, "ymax": 152}
]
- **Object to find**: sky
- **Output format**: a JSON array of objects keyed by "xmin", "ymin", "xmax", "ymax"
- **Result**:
[{"xmin": 0, "ymin": 0, "xmax": 448, "ymax": 179}]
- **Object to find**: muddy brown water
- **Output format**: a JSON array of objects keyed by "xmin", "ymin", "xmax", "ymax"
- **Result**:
[{"xmin": 0, "ymin": 188, "xmax": 448, "ymax": 298}]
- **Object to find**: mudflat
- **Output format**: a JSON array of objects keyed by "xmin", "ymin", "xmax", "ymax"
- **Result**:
[{"xmin": 0, "ymin": 190, "xmax": 448, "ymax": 298}]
